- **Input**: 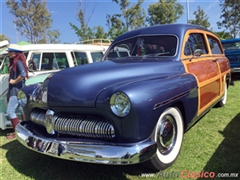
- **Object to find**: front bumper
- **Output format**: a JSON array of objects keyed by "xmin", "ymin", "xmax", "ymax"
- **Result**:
[{"xmin": 16, "ymin": 122, "xmax": 157, "ymax": 165}]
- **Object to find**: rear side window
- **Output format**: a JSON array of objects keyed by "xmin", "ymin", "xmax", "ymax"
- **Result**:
[
  {"xmin": 184, "ymin": 33, "xmax": 208, "ymax": 55},
  {"xmin": 91, "ymin": 52, "xmax": 104, "ymax": 62},
  {"xmin": 53, "ymin": 53, "xmax": 69, "ymax": 69},
  {"xmin": 31, "ymin": 53, "xmax": 41, "ymax": 70},
  {"xmin": 207, "ymin": 36, "xmax": 222, "ymax": 54},
  {"xmin": 0, "ymin": 56, "xmax": 9, "ymax": 74},
  {"xmin": 31, "ymin": 52, "xmax": 69, "ymax": 70},
  {"xmin": 74, "ymin": 52, "xmax": 88, "ymax": 65}
]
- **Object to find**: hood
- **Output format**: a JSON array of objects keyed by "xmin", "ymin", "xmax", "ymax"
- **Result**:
[{"xmin": 48, "ymin": 58, "xmax": 185, "ymax": 107}]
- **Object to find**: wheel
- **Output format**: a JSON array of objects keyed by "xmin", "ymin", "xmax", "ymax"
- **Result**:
[
  {"xmin": 216, "ymin": 81, "xmax": 227, "ymax": 107},
  {"xmin": 145, "ymin": 107, "xmax": 184, "ymax": 171}
]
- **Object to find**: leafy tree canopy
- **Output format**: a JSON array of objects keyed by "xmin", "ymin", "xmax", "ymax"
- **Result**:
[
  {"xmin": 69, "ymin": 0, "xmax": 108, "ymax": 41},
  {"xmin": 6, "ymin": 0, "xmax": 59, "ymax": 43},
  {"xmin": 217, "ymin": 0, "xmax": 240, "ymax": 38},
  {"xmin": 0, "ymin": 34, "xmax": 10, "ymax": 42},
  {"xmin": 147, "ymin": 0, "xmax": 184, "ymax": 25},
  {"xmin": 106, "ymin": 0, "xmax": 146, "ymax": 40},
  {"xmin": 188, "ymin": 6, "xmax": 210, "ymax": 28},
  {"xmin": 214, "ymin": 31, "xmax": 233, "ymax": 40}
]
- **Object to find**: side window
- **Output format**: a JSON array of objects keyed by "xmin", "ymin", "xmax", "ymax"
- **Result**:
[
  {"xmin": 41, "ymin": 53, "xmax": 62, "ymax": 70},
  {"xmin": 74, "ymin": 52, "xmax": 88, "ymax": 66},
  {"xmin": 91, "ymin": 52, "xmax": 104, "ymax": 62},
  {"xmin": 184, "ymin": 33, "xmax": 208, "ymax": 56},
  {"xmin": 53, "ymin": 53, "xmax": 69, "ymax": 69},
  {"xmin": 31, "ymin": 53, "xmax": 41, "ymax": 70},
  {"xmin": 207, "ymin": 36, "xmax": 222, "ymax": 54},
  {"xmin": 0, "ymin": 56, "xmax": 9, "ymax": 74}
]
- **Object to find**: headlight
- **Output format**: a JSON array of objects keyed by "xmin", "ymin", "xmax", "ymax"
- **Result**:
[
  {"xmin": 17, "ymin": 90, "xmax": 27, "ymax": 107},
  {"xmin": 110, "ymin": 92, "xmax": 131, "ymax": 117},
  {"xmin": 31, "ymin": 83, "xmax": 42, "ymax": 102}
]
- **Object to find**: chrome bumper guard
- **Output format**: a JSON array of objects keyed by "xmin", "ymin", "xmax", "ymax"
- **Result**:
[{"xmin": 16, "ymin": 122, "xmax": 157, "ymax": 165}]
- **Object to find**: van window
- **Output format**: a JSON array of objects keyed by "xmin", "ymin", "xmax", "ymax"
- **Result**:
[
  {"xmin": 91, "ymin": 52, "xmax": 104, "ymax": 62},
  {"xmin": 31, "ymin": 52, "xmax": 68, "ymax": 70},
  {"xmin": 31, "ymin": 53, "xmax": 41, "ymax": 70},
  {"xmin": 0, "ymin": 56, "xmax": 9, "ymax": 74},
  {"xmin": 53, "ymin": 53, "xmax": 69, "ymax": 69},
  {"xmin": 74, "ymin": 52, "xmax": 88, "ymax": 65}
]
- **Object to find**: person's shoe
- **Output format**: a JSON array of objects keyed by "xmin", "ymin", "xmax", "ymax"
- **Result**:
[{"xmin": 6, "ymin": 133, "xmax": 15, "ymax": 139}]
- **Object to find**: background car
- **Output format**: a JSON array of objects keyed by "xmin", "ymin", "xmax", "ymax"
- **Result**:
[
  {"xmin": 0, "ymin": 42, "xmax": 109, "ymax": 130},
  {"xmin": 15, "ymin": 24, "xmax": 230, "ymax": 171},
  {"xmin": 221, "ymin": 38, "xmax": 240, "ymax": 73}
]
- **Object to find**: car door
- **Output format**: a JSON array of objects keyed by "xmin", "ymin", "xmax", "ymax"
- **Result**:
[{"xmin": 181, "ymin": 30, "xmax": 222, "ymax": 115}]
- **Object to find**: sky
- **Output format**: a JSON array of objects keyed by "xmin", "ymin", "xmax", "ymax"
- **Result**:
[{"xmin": 0, "ymin": 0, "xmax": 222, "ymax": 44}]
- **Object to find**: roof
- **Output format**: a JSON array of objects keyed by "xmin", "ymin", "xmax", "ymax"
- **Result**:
[
  {"xmin": 19, "ymin": 44, "xmax": 109, "ymax": 52},
  {"xmin": 113, "ymin": 24, "xmax": 212, "ymax": 42}
]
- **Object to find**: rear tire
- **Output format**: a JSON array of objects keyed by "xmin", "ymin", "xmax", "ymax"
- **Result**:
[
  {"xmin": 217, "ymin": 81, "xmax": 228, "ymax": 107},
  {"xmin": 145, "ymin": 107, "xmax": 184, "ymax": 171}
]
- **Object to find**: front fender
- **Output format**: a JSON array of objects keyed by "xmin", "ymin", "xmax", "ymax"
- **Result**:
[
  {"xmin": 20, "ymin": 84, "xmax": 39, "ymax": 120},
  {"xmin": 96, "ymin": 73, "xmax": 198, "ymax": 142}
]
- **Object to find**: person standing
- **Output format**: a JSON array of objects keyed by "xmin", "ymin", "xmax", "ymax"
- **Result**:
[{"xmin": 6, "ymin": 44, "xmax": 28, "ymax": 139}]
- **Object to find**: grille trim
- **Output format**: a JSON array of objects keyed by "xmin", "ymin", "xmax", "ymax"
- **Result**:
[{"xmin": 30, "ymin": 109, "xmax": 115, "ymax": 139}]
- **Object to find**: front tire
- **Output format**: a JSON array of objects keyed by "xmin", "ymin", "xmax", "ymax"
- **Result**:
[{"xmin": 145, "ymin": 107, "xmax": 184, "ymax": 171}]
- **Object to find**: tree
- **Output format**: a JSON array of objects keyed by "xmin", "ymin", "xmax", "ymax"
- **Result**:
[
  {"xmin": 94, "ymin": 26, "xmax": 108, "ymax": 39},
  {"xmin": 37, "ymin": 30, "xmax": 61, "ymax": 44},
  {"xmin": 0, "ymin": 34, "xmax": 10, "ymax": 42},
  {"xmin": 214, "ymin": 31, "xmax": 233, "ymax": 40},
  {"xmin": 6, "ymin": 0, "xmax": 58, "ymax": 43},
  {"xmin": 147, "ymin": 0, "xmax": 184, "ymax": 25},
  {"xmin": 188, "ymin": 6, "xmax": 210, "ymax": 28},
  {"xmin": 106, "ymin": 13, "xmax": 126, "ymax": 40},
  {"xmin": 106, "ymin": 0, "xmax": 146, "ymax": 40},
  {"xmin": 116, "ymin": 0, "xmax": 146, "ymax": 31},
  {"xmin": 217, "ymin": 0, "xmax": 240, "ymax": 38},
  {"xmin": 70, "ymin": 1, "xmax": 109, "ymax": 41}
]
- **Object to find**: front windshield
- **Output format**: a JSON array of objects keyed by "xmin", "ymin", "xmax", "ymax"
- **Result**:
[{"xmin": 104, "ymin": 35, "xmax": 177, "ymax": 60}]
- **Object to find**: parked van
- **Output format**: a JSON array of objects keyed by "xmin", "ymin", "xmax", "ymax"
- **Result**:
[{"xmin": 0, "ymin": 43, "xmax": 109, "ymax": 130}]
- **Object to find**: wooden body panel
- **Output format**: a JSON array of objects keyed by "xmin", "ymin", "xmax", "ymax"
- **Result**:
[{"xmin": 181, "ymin": 29, "xmax": 230, "ymax": 115}]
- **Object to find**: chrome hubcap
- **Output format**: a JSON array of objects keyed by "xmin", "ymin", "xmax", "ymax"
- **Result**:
[{"xmin": 157, "ymin": 115, "xmax": 176, "ymax": 155}]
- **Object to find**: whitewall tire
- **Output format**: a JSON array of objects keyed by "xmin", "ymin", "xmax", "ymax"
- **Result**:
[
  {"xmin": 217, "ymin": 81, "xmax": 228, "ymax": 107},
  {"xmin": 146, "ymin": 107, "xmax": 184, "ymax": 170}
]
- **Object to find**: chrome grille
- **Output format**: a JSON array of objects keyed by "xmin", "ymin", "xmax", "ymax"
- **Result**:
[{"xmin": 30, "ymin": 109, "xmax": 115, "ymax": 139}]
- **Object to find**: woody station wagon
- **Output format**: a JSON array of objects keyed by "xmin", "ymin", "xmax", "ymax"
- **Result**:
[{"xmin": 16, "ymin": 24, "xmax": 230, "ymax": 171}]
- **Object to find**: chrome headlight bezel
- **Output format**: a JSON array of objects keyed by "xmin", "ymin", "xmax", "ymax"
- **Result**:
[
  {"xmin": 110, "ymin": 92, "xmax": 131, "ymax": 117},
  {"xmin": 31, "ymin": 83, "xmax": 42, "ymax": 102},
  {"xmin": 17, "ymin": 90, "xmax": 27, "ymax": 107}
]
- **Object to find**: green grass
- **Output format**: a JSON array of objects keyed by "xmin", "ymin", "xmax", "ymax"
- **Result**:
[{"xmin": 1, "ymin": 80, "xmax": 240, "ymax": 180}]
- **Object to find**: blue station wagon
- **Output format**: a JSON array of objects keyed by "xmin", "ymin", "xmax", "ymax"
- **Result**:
[{"xmin": 16, "ymin": 24, "xmax": 230, "ymax": 171}]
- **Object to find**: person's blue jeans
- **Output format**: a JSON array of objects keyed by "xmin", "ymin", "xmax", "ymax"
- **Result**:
[{"xmin": 7, "ymin": 96, "xmax": 18, "ymax": 119}]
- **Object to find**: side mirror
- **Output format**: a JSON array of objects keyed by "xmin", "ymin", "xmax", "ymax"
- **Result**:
[
  {"xmin": 28, "ymin": 60, "xmax": 37, "ymax": 72},
  {"xmin": 189, "ymin": 49, "xmax": 202, "ymax": 62},
  {"xmin": 193, "ymin": 49, "xmax": 202, "ymax": 57}
]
